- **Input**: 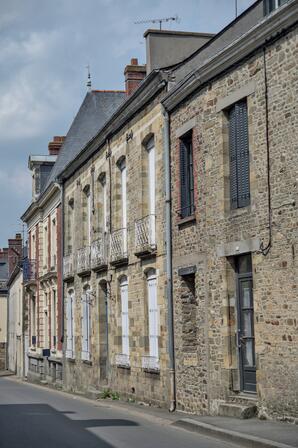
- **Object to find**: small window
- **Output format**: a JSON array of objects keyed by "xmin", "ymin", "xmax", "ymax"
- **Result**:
[
  {"xmin": 179, "ymin": 131, "xmax": 194, "ymax": 218},
  {"xmin": 264, "ymin": 0, "xmax": 288, "ymax": 15},
  {"xmin": 228, "ymin": 100, "xmax": 250, "ymax": 209}
]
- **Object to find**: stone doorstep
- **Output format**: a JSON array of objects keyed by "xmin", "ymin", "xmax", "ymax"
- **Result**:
[
  {"xmin": 218, "ymin": 402, "xmax": 257, "ymax": 419},
  {"xmin": 173, "ymin": 419, "xmax": 296, "ymax": 448}
]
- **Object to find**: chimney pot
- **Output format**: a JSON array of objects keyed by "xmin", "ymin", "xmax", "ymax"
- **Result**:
[{"xmin": 48, "ymin": 136, "xmax": 65, "ymax": 155}]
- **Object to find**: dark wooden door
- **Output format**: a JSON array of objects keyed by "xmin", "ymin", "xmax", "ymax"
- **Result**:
[{"xmin": 236, "ymin": 256, "xmax": 256, "ymax": 393}]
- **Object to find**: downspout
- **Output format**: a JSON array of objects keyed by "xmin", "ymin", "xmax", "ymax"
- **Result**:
[
  {"xmin": 162, "ymin": 104, "xmax": 176, "ymax": 412},
  {"xmin": 56, "ymin": 181, "xmax": 65, "ymax": 345}
]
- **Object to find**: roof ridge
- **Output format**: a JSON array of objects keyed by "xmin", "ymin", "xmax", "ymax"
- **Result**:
[{"xmin": 91, "ymin": 89, "xmax": 125, "ymax": 93}]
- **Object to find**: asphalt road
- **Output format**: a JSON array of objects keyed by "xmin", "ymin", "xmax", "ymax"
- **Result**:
[{"xmin": 0, "ymin": 377, "xmax": 234, "ymax": 448}]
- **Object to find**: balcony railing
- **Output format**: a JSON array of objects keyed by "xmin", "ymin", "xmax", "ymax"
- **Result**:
[
  {"xmin": 23, "ymin": 259, "xmax": 37, "ymax": 282},
  {"xmin": 135, "ymin": 214, "xmax": 156, "ymax": 254},
  {"xmin": 110, "ymin": 228, "xmax": 127, "ymax": 263},
  {"xmin": 77, "ymin": 246, "xmax": 91, "ymax": 273},
  {"xmin": 91, "ymin": 235, "xmax": 107, "ymax": 269},
  {"xmin": 115, "ymin": 353, "xmax": 130, "ymax": 368},
  {"xmin": 142, "ymin": 355, "xmax": 160, "ymax": 371},
  {"xmin": 63, "ymin": 254, "xmax": 74, "ymax": 279}
]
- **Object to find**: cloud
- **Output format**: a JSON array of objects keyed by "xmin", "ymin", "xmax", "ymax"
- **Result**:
[{"xmin": 0, "ymin": 166, "xmax": 31, "ymax": 199}]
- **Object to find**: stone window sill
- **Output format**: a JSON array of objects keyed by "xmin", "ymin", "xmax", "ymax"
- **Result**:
[
  {"xmin": 66, "ymin": 357, "xmax": 76, "ymax": 363},
  {"xmin": 177, "ymin": 214, "xmax": 196, "ymax": 228},
  {"xmin": 82, "ymin": 359, "xmax": 92, "ymax": 366},
  {"xmin": 143, "ymin": 368, "xmax": 160, "ymax": 375}
]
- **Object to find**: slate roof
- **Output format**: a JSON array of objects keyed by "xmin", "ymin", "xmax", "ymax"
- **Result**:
[{"xmin": 45, "ymin": 90, "xmax": 125, "ymax": 189}]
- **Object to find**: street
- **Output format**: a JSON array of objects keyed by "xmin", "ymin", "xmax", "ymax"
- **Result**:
[{"xmin": 0, "ymin": 377, "xmax": 234, "ymax": 448}]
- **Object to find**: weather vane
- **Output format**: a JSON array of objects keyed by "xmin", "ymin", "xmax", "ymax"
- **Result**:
[{"xmin": 86, "ymin": 64, "xmax": 92, "ymax": 91}]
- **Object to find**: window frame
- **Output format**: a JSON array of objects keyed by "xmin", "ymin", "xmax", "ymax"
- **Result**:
[{"xmin": 179, "ymin": 131, "xmax": 195, "ymax": 219}]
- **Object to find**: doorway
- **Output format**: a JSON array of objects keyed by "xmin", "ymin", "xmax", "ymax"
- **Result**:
[{"xmin": 235, "ymin": 254, "xmax": 256, "ymax": 393}]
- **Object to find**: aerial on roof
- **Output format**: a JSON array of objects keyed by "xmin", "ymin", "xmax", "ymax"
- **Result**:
[{"xmin": 44, "ymin": 90, "xmax": 126, "ymax": 190}]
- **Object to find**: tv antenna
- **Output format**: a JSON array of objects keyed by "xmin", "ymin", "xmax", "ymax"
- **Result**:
[{"xmin": 134, "ymin": 15, "xmax": 180, "ymax": 30}]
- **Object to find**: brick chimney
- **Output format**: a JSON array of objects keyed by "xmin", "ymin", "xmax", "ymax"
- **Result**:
[
  {"xmin": 124, "ymin": 58, "xmax": 146, "ymax": 97},
  {"xmin": 8, "ymin": 233, "xmax": 22, "ymax": 276},
  {"xmin": 48, "ymin": 136, "xmax": 65, "ymax": 156}
]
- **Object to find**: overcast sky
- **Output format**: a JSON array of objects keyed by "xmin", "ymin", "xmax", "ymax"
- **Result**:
[{"xmin": 0, "ymin": 0, "xmax": 255, "ymax": 248}]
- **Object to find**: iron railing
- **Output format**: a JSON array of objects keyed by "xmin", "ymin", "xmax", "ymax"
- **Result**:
[
  {"xmin": 135, "ymin": 214, "xmax": 156, "ymax": 252},
  {"xmin": 115, "ymin": 353, "xmax": 130, "ymax": 368},
  {"xmin": 63, "ymin": 254, "xmax": 74, "ymax": 278},
  {"xmin": 91, "ymin": 235, "xmax": 107, "ymax": 269},
  {"xmin": 142, "ymin": 355, "xmax": 159, "ymax": 371},
  {"xmin": 77, "ymin": 246, "xmax": 91, "ymax": 273},
  {"xmin": 110, "ymin": 228, "xmax": 127, "ymax": 262}
]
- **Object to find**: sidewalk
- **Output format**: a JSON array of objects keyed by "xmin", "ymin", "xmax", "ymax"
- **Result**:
[
  {"xmin": 0, "ymin": 370, "xmax": 14, "ymax": 377},
  {"xmin": 173, "ymin": 415, "xmax": 298, "ymax": 448}
]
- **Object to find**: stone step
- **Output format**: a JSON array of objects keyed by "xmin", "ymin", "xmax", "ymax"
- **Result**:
[{"xmin": 218, "ymin": 402, "xmax": 257, "ymax": 419}]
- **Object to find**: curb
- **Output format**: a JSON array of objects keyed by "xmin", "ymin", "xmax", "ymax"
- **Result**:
[{"xmin": 172, "ymin": 418, "xmax": 296, "ymax": 448}]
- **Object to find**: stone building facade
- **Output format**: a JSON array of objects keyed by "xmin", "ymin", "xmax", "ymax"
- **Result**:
[
  {"xmin": 163, "ymin": 0, "xmax": 297, "ymax": 419},
  {"xmin": 22, "ymin": 138, "xmax": 65, "ymax": 386}
]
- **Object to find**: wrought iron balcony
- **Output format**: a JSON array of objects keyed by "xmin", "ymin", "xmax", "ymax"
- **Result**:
[
  {"xmin": 77, "ymin": 246, "xmax": 91, "ymax": 274},
  {"xmin": 91, "ymin": 234, "xmax": 107, "ymax": 270},
  {"xmin": 63, "ymin": 253, "xmax": 74, "ymax": 279},
  {"xmin": 23, "ymin": 259, "xmax": 37, "ymax": 283},
  {"xmin": 115, "ymin": 353, "xmax": 130, "ymax": 368},
  {"xmin": 110, "ymin": 228, "xmax": 128, "ymax": 264},
  {"xmin": 142, "ymin": 355, "xmax": 160, "ymax": 371},
  {"xmin": 135, "ymin": 214, "xmax": 156, "ymax": 256}
]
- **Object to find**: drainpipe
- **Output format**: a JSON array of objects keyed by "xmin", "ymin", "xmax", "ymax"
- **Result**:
[
  {"xmin": 162, "ymin": 104, "xmax": 176, "ymax": 412},
  {"xmin": 55, "ymin": 181, "xmax": 65, "ymax": 346}
]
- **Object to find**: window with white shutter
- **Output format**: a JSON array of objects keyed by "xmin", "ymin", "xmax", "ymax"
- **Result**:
[
  {"xmin": 66, "ymin": 292, "xmax": 75, "ymax": 359},
  {"xmin": 81, "ymin": 289, "xmax": 91, "ymax": 361},
  {"xmin": 147, "ymin": 272, "xmax": 158, "ymax": 359},
  {"xmin": 120, "ymin": 277, "xmax": 129, "ymax": 356},
  {"xmin": 229, "ymin": 100, "xmax": 250, "ymax": 209}
]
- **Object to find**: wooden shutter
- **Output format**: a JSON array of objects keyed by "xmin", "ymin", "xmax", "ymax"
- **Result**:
[
  {"xmin": 236, "ymin": 101, "xmax": 250, "ymax": 208},
  {"xmin": 148, "ymin": 276, "xmax": 158, "ymax": 358},
  {"xmin": 229, "ymin": 105, "xmax": 238, "ymax": 209},
  {"xmin": 180, "ymin": 139, "xmax": 188, "ymax": 217},
  {"xmin": 81, "ymin": 294, "xmax": 89, "ymax": 360},
  {"xmin": 66, "ymin": 295, "xmax": 73, "ymax": 358},
  {"xmin": 121, "ymin": 283, "xmax": 129, "ymax": 356},
  {"xmin": 229, "ymin": 100, "xmax": 250, "ymax": 209}
]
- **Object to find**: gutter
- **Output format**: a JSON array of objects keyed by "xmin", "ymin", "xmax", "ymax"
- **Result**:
[{"xmin": 162, "ymin": 104, "xmax": 176, "ymax": 412}]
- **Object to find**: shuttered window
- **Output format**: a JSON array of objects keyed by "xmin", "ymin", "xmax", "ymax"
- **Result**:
[
  {"xmin": 81, "ymin": 291, "xmax": 91, "ymax": 361},
  {"xmin": 179, "ymin": 132, "xmax": 195, "ymax": 218},
  {"xmin": 229, "ymin": 100, "xmax": 250, "ymax": 209},
  {"xmin": 147, "ymin": 274, "xmax": 159, "ymax": 359},
  {"xmin": 66, "ymin": 292, "xmax": 75, "ymax": 359},
  {"xmin": 120, "ymin": 279, "xmax": 129, "ymax": 356}
]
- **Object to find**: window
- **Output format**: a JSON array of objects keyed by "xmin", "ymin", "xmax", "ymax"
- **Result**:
[
  {"xmin": 146, "ymin": 138, "xmax": 156, "ymax": 245},
  {"xmin": 51, "ymin": 290, "xmax": 57, "ymax": 349},
  {"xmin": 264, "ymin": 0, "xmax": 288, "ymax": 15},
  {"xmin": 147, "ymin": 270, "xmax": 158, "ymax": 360},
  {"xmin": 179, "ymin": 132, "xmax": 194, "ymax": 218},
  {"xmin": 120, "ymin": 277, "xmax": 129, "ymax": 357},
  {"xmin": 83, "ymin": 186, "xmax": 92, "ymax": 246},
  {"xmin": 66, "ymin": 291, "xmax": 75, "ymax": 359},
  {"xmin": 229, "ymin": 100, "xmax": 250, "ymax": 209},
  {"xmin": 81, "ymin": 288, "xmax": 91, "ymax": 361},
  {"xmin": 51, "ymin": 217, "xmax": 56, "ymax": 268},
  {"xmin": 98, "ymin": 173, "xmax": 107, "ymax": 232}
]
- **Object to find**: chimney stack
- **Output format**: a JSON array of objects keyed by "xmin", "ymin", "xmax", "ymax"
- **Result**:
[
  {"xmin": 124, "ymin": 58, "xmax": 146, "ymax": 97},
  {"xmin": 8, "ymin": 233, "xmax": 22, "ymax": 276},
  {"xmin": 48, "ymin": 136, "xmax": 65, "ymax": 156}
]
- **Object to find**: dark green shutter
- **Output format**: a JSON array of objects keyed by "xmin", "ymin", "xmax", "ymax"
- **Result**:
[
  {"xmin": 236, "ymin": 101, "xmax": 250, "ymax": 208},
  {"xmin": 229, "ymin": 100, "xmax": 250, "ymax": 209},
  {"xmin": 180, "ymin": 140, "xmax": 188, "ymax": 217},
  {"xmin": 229, "ymin": 106, "xmax": 238, "ymax": 209}
]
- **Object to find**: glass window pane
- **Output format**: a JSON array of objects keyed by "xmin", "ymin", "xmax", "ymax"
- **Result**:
[
  {"xmin": 243, "ymin": 340, "xmax": 254, "ymax": 367},
  {"xmin": 243, "ymin": 311, "xmax": 253, "ymax": 337},
  {"xmin": 238, "ymin": 254, "xmax": 252, "ymax": 274}
]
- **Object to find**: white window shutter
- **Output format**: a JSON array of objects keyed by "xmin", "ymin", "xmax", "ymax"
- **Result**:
[
  {"xmin": 148, "ymin": 277, "xmax": 158, "ymax": 358},
  {"xmin": 71, "ymin": 294, "xmax": 75, "ymax": 357},
  {"xmin": 81, "ymin": 294, "xmax": 89, "ymax": 360},
  {"xmin": 121, "ymin": 283, "xmax": 129, "ymax": 356},
  {"xmin": 66, "ymin": 295, "xmax": 73, "ymax": 358}
]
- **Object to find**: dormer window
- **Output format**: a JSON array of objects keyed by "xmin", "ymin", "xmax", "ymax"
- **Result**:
[{"xmin": 264, "ymin": 0, "xmax": 288, "ymax": 15}]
